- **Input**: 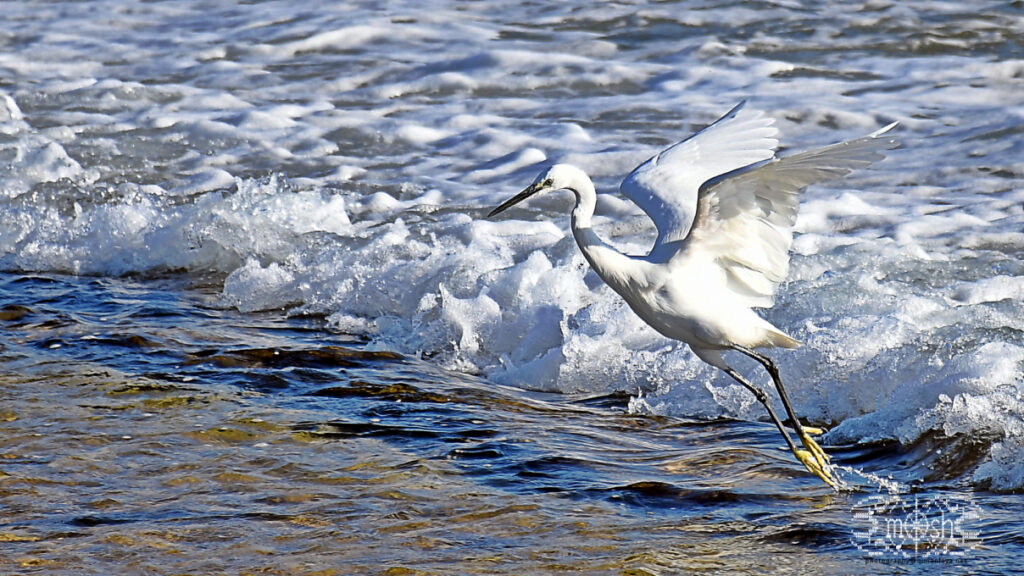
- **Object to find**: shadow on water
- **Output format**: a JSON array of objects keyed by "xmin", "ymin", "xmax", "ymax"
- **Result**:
[{"xmin": 1, "ymin": 273, "xmax": 1019, "ymax": 575}]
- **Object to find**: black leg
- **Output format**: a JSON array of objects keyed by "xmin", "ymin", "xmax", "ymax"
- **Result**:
[
  {"xmin": 727, "ymin": 346, "xmax": 836, "ymax": 487},
  {"xmin": 732, "ymin": 345, "xmax": 810, "ymax": 438},
  {"xmin": 720, "ymin": 366, "xmax": 799, "ymax": 455}
]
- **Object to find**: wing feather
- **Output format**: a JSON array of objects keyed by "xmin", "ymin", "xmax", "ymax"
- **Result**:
[
  {"xmin": 619, "ymin": 101, "xmax": 779, "ymax": 249},
  {"xmin": 686, "ymin": 122, "xmax": 900, "ymax": 308}
]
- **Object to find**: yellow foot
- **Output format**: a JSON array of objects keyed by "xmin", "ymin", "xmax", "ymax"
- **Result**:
[
  {"xmin": 800, "ymin": 431, "xmax": 831, "ymax": 468},
  {"xmin": 802, "ymin": 425, "xmax": 828, "ymax": 436},
  {"xmin": 795, "ymin": 449, "xmax": 839, "ymax": 490}
]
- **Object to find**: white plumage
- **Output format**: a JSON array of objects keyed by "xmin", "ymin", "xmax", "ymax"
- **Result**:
[{"xmin": 487, "ymin": 102, "xmax": 898, "ymax": 489}]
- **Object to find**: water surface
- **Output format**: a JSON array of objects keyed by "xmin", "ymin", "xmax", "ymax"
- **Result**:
[{"xmin": 2, "ymin": 0, "xmax": 1023, "ymax": 573}]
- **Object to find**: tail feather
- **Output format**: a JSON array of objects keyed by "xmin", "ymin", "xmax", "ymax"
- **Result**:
[{"xmin": 767, "ymin": 327, "xmax": 800, "ymax": 349}]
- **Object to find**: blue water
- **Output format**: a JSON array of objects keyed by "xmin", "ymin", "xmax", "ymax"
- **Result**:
[
  {"xmin": 4, "ymin": 272, "xmax": 1021, "ymax": 574},
  {"xmin": 2, "ymin": 0, "xmax": 1024, "ymax": 573}
]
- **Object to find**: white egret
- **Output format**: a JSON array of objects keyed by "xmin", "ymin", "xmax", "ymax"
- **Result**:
[{"xmin": 487, "ymin": 102, "xmax": 898, "ymax": 489}]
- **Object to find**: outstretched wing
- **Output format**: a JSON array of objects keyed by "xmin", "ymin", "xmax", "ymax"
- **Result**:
[
  {"xmin": 620, "ymin": 101, "xmax": 779, "ymax": 250},
  {"xmin": 685, "ymin": 123, "xmax": 900, "ymax": 308}
]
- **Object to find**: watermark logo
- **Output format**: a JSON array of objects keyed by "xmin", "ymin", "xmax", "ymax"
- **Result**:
[{"xmin": 851, "ymin": 492, "xmax": 981, "ymax": 564}]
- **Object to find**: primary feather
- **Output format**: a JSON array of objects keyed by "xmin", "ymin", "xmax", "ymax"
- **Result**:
[{"xmin": 687, "ymin": 123, "xmax": 898, "ymax": 308}]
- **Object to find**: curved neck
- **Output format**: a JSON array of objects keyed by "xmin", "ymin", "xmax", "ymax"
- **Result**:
[
  {"xmin": 567, "ymin": 171, "xmax": 598, "ymax": 242},
  {"xmin": 568, "ymin": 176, "xmax": 637, "ymax": 292}
]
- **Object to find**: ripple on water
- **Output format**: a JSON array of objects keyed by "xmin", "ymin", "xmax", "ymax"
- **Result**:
[{"xmin": 1, "ymin": 275, "xmax": 1020, "ymax": 574}]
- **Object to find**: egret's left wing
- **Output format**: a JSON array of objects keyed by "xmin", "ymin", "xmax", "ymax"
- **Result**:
[
  {"xmin": 620, "ymin": 102, "xmax": 779, "ymax": 251},
  {"xmin": 685, "ymin": 123, "xmax": 899, "ymax": 307}
]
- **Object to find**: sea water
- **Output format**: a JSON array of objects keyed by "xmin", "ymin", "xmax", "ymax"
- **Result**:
[{"xmin": 1, "ymin": 1, "xmax": 1023, "ymax": 573}]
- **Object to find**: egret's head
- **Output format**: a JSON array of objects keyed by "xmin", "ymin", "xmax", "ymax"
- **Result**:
[{"xmin": 487, "ymin": 164, "xmax": 582, "ymax": 218}]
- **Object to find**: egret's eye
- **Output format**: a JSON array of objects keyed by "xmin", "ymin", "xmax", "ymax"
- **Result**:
[{"xmin": 543, "ymin": 178, "xmax": 554, "ymax": 188}]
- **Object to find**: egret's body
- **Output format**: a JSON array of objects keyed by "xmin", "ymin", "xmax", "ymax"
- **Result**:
[{"xmin": 488, "ymin": 102, "xmax": 898, "ymax": 489}]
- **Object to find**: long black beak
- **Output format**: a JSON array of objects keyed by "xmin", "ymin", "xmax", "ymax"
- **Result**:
[{"xmin": 487, "ymin": 181, "xmax": 547, "ymax": 218}]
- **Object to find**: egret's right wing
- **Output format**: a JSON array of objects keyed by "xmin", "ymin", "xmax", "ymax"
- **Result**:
[{"xmin": 685, "ymin": 123, "xmax": 900, "ymax": 307}]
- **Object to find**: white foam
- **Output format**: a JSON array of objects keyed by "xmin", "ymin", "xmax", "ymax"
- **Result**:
[
  {"xmin": 0, "ymin": 92, "xmax": 25, "ymax": 125},
  {"xmin": 223, "ymin": 259, "xmax": 299, "ymax": 313},
  {"xmin": 976, "ymin": 425, "xmax": 1024, "ymax": 493},
  {"xmin": 951, "ymin": 275, "xmax": 1024, "ymax": 306},
  {"xmin": 395, "ymin": 124, "xmax": 454, "ymax": 146},
  {"xmin": 0, "ymin": 104, "xmax": 97, "ymax": 197}
]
